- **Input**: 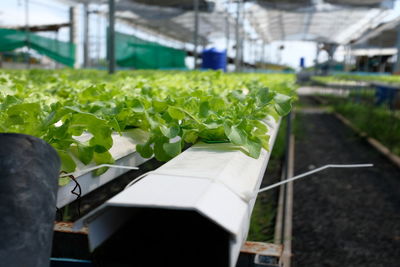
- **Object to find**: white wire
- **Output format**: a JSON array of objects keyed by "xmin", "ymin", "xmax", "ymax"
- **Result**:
[
  {"xmin": 59, "ymin": 164, "xmax": 139, "ymax": 178},
  {"xmin": 124, "ymin": 171, "xmax": 154, "ymax": 189},
  {"xmin": 258, "ymin": 163, "xmax": 374, "ymax": 194}
]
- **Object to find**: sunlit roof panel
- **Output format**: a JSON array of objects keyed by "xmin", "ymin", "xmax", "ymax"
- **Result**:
[{"xmin": 248, "ymin": 2, "xmax": 389, "ymax": 44}]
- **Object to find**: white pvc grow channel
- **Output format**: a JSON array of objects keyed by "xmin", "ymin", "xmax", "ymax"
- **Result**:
[
  {"xmin": 74, "ymin": 117, "xmax": 280, "ymax": 267},
  {"xmin": 57, "ymin": 129, "xmax": 149, "ymax": 208}
]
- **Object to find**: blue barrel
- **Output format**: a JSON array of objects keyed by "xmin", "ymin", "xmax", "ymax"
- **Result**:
[
  {"xmin": 201, "ymin": 48, "xmax": 227, "ymax": 71},
  {"xmin": 374, "ymin": 84, "xmax": 399, "ymax": 109}
]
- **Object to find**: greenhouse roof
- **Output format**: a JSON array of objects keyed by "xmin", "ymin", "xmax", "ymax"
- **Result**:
[
  {"xmin": 351, "ymin": 18, "xmax": 400, "ymax": 48},
  {"xmin": 63, "ymin": 0, "xmax": 214, "ymax": 11},
  {"xmin": 113, "ymin": 0, "xmax": 245, "ymax": 45},
  {"xmin": 61, "ymin": 0, "xmax": 396, "ymax": 46},
  {"xmin": 251, "ymin": 0, "xmax": 391, "ymax": 9},
  {"xmin": 62, "ymin": 0, "xmax": 245, "ymax": 45},
  {"xmin": 247, "ymin": 2, "xmax": 392, "ymax": 44},
  {"xmin": 325, "ymin": 0, "xmax": 388, "ymax": 6}
]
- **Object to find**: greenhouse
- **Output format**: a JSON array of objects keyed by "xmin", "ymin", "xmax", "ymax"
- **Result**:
[{"xmin": 0, "ymin": 0, "xmax": 399, "ymax": 267}]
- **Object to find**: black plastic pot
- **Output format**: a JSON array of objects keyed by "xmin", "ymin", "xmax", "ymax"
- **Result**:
[{"xmin": 0, "ymin": 133, "xmax": 60, "ymax": 267}]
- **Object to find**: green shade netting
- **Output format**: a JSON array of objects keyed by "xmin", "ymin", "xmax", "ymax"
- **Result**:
[
  {"xmin": 0, "ymin": 28, "xmax": 75, "ymax": 67},
  {"xmin": 113, "ymin": 31, "xmax": 186, "ymax": 69}
]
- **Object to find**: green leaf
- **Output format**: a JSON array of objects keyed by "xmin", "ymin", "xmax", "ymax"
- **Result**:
[
  {"xmin": 109, "ymin": 117, "xmax": 121, "ymax": 133},
  {"xmin": 245, "ymin": 139, "xmax": 262, "ymax": 158},
  {"xmin": 57, "ymin": 150, "xmax": 76, "ymax": 173},
  {"xmin": 0, "ymin": 95, "xmax": 21, "ymax": 110},
  {"xmin": 168, "ymin": 106, "xmax": 185, "ymax": 120},
  {"xmin": 183, "ymin": 130, "xmax": 198, "ymax": 144},
  {"xmin": 81, "ymin": 84, "xmax": 104, "ymax": 100},
  {"xmin": 77, "ymin": 145, "xmax": 94, "ymax": 165},
  {"xmin": 204, "ymin": 122, "xmax": 220, "ymax": 129},
  {"xmin": 153, "ymin": 138, "xmax": 172, "ymax": 161},
  {"xmin": 209, "ymin": 98, "xmax": 225, "ymax": 111},
  {"xmin": 199, "ymin": 101, "xmax": 210, "ymax": 118},
  {"xmin": 153, "ymin": 100, "xmax": 168, "ymax": 112},
  {"xmin": 136, "ymin": 142, "xmax": 154, "ymax": 158},
  {"xmin": 93, "ymin": 151, "xmax": 115, "ymax": 176},
  {"xmin": 7, "ymin": 103, "xmax": 41, "ymax": 120},
  {"xmin": 132, "ymin": 99, "xmax": 145, "ymax": 113},
  {"xmin": 254, "ymin": 120, "xmax": 268, "ymax": 131},
  {"xmin": 266, "ymin": 107, "xmax": 280, "ymax": 121},
  {"xmin": 163, "ymin": 140, "xmax": 182, "ymax": 157},
  {"xmin": 259, "ymin": 134, "xmax": 270, "ymax": 151},
  {"xmin": 70, "ymin": 113, "xmax": 113, "ymax": 151},
  {"xmin": 225, "ymin": 124, "xmax": 247, "ymax": 146},
  {"xmin": 230, "ymin": 90, "xmax": 246, "ymax": 101},
  {"xmin": 273, "ymin": 93, "xmax": 292, "ymax": 116},
  {"xmin": 256, "ymin": 87, "xmax": 273, "ymax": 106},
  {"xmin": 145, "ymin": 111, "xmax": 159, "ymax": 130},
  {"xmin": 59, "ymin": 176, "xmax": 71, "ymax": 187},
  {"xmin": 252, "ymin": 120, "xmax": 269, "ymax": 136},
  {"xmin": 160, "ymin": 124, "xmax": 180, "ymax": 138}
]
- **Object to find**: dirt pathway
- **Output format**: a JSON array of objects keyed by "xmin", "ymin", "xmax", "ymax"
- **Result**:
[{"xmin": 292, "ymin": 96, "xmax": 400, "ymax": 267}]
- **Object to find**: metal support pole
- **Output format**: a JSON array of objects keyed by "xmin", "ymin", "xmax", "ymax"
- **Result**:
[
  {"xmin": 241, "ymin": 32, "xmax": 245, "ymax": 70},
  {"xmin": 256, "ymin": 41, "xmax": 259, "ymax": 65},
  {"xmin": 240, "ymin": 2, "xmax": 245, "ymax": 70},
  {"xmin": 346, "ymin": 45, "xmax": 354, "ymax": 72},
  {"xmin": 108, "ymin": 0, "xmax": 116, "ymax": 74},
  {"xmin": 262, "ymin": 41, "xmax": 265, "ymax": 64},
  {"xmin": 69, "ymin": 6, "xmax": 79, "ymax": 69},
  {"xmin": 55, "ymin": 30, "xmax": 60, "ymax": 69},
  {"xmin": 314, "ymin": 42, "xmax": 320, "ymax": 75},
  {"xmin": 253, "ymin": 40, "xmax": 257, "ymax": 65},
  {"xmin": 327, "ymin": 44, "xmax": 337, "ymax": 75},
  {"xmin": 97, "ymin": 6, "xmax": 101, "ymax": 66},
  {"xmin": 225, "ymin": 15, "xmax": 229, "ymax": 59},
  {"xmin": 69, "ymin": 7, "xmax": 74, "ymax": 43},
  {"xmin": 252, "ymin": 40, "xmax": 255, "ymax": 65},
  {"xmin": 225, "ymin": 0, "xmax": 231, "ymax": 56},
  {"xmin": 235, "ymin": 0, "xmax": 241, "ymax": 72},
  {"xmin": 225, "ymin": 16, "xmax": 230, "ymax": 71},
  {"xmin": 25, "ymin": 0, "xmax": 30, "ymax": 69},
  {"xmin": 344, "ymin": 45, "xmax": 350, "ymax": 72},
  {"xmin": 249, "ymin": 40, "xmax": 252, "ymax": 64},
  {"xmin": 193, "ymin": 0, "xmax": 199, "ymax": 70},
  {"xmin": 83, "ymin": 3, "xmax": 89, "ymax": 68},
  {"xmin": 394, "ymin": 24, "xmax": 400, "ymax": 73}
]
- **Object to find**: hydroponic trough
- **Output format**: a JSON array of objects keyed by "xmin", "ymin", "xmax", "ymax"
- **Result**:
[{"xmin": 74, "ymin": 117, "xmax": 280, "ymax": 267}]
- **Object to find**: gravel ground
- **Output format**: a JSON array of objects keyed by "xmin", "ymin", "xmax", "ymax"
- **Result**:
[{"xmin": 292, "ymin": 98, "xmax": 400, "ymax": 267}]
